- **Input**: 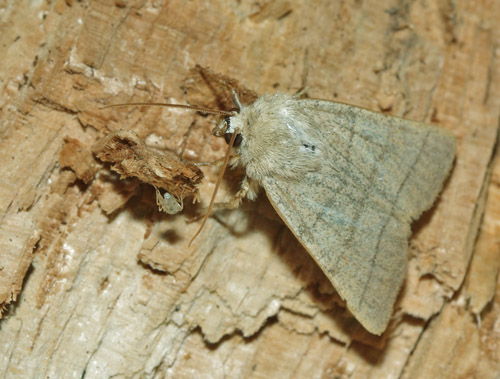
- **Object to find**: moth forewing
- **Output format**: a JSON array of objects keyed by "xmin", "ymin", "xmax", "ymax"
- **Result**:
[{"xmin": 224, "ymin": 93, "xmax": 456, "ymax": 334}]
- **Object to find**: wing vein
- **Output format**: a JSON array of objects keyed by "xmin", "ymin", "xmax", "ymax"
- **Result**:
[{"xmin": 357, "ymin": 129, "xmax": 430, "ymax": 308}]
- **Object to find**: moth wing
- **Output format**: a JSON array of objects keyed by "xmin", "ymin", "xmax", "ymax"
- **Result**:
[
  {"xmin": 263, "ymin": 173, "xmax": 411, "ymax": 334},
  {"xmin": 262, "ymin": 100, "xmax": 455, "ymax": 334}
]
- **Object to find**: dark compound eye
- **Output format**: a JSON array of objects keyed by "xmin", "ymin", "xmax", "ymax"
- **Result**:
[{"xmin": 224, "ymin": 132, "xmax": 242, "ymax": 147}]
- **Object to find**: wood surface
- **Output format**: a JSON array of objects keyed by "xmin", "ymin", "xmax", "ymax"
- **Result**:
[{"xmin": 0, "ymin": 0, "xmax": 499, "ymax": 377}]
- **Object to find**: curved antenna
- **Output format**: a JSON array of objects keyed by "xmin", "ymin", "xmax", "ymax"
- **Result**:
[
  {"xmin": 188, "ymin": 131, "xmax": 238, "ymax": 246},
  {"xmin": 101, "ymin": 102, "xmax": 234, "ymax": 117}
]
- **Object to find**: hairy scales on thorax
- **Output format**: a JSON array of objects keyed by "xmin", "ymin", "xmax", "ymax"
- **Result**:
[{"xmin": 228, "ymin": 93, "xmax": 324, "ymax": 182}]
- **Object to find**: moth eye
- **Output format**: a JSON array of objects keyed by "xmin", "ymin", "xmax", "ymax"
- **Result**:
[{"xmin": 224, "ymin": 132, "xmax": 243, "ymax": 147}]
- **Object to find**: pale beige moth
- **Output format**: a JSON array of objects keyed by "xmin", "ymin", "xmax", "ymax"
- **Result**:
[{"xmin": 211, "ymin": 92, "xmax": 456, "ymax": 334}]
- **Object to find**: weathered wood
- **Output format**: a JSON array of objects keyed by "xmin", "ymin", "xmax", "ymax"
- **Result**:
[{"xmin": 1, "ymin": 0, "xmax": 499, "ymax": 377}]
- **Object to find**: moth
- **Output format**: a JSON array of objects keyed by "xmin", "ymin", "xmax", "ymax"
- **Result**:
[
  {"xmin": 205, "ymin": 92, "xmax": 456, "ymax": 335},
  {"xmin": 104, "ymin": 91, "xmax": 456, "ymax": 335}
]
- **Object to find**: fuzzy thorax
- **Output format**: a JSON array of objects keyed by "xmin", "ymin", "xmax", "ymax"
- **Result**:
[{"xmin": 227, "ymin": 93, "xmax": 324, "ymax": 182}]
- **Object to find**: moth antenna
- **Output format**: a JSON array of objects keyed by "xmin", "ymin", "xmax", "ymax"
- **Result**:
[
  {"xmin": 101, "ymin": 102, "xmax": 233, "ymax": 117},
  {"xmin": 188, "ymin": 131, "xmax": 238, "ymax": 246}
]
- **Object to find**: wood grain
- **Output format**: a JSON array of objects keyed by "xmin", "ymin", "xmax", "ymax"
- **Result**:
[{"xmin": 0, "ymin": 0, "xmax": 499, "ymax": 377}]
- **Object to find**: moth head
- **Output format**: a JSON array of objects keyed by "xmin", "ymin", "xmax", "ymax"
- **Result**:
[
  {"xmin": 212, "ymin": 103, "xmax": 243, "ymax": 148},
  {"xmin": 223, "ymin": 112, "xmax": 243, "ymax": 147}
]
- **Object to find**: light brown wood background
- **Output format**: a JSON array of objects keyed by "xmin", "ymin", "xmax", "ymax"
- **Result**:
[{"xmin": 1, "ymin": 0, "xmax": 499, "ymax": 377}]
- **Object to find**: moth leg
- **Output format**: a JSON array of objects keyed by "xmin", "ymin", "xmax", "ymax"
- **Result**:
[
  {"xmin": 213, "ymin": 183, "xmax": 248, "ymax": 209},
  {"xmin": 186, "ymin": 199, "xmax": 240, "ymax": 223},
  {"xmin": 186, "ymin": 176, "xmax": 259, "ymax": 222},
  {"xmin": 211, "ymin": 176, "xmax": 260, "ymax": 208}
]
